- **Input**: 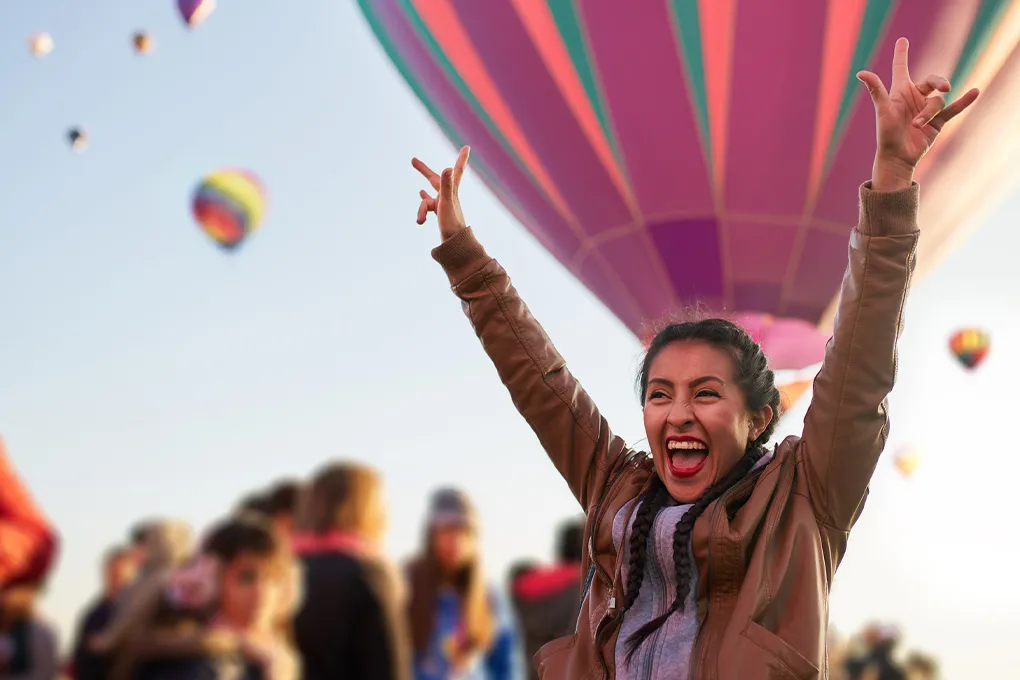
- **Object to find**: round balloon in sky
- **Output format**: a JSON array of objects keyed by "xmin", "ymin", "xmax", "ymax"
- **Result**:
[
  {"xmin": 192, "ymin": 170, "xmax": 267, "ymax": 251},
  {"xmin": 178, "ymin": 0, "xmax": 216, "ymax": 28},
  {"xmin": 893, "ymin": 445, "xmax": 921, "ymax": 479},
  {"xmin": 133, "ymin": 32, "xmax": 155, "ymax": 55},
  {"xmin": 67, "ymin": 128, "xmax": 87, "ymax": 152},
  {"xmin": 359, "ymin": 1, "xmax": 1020, "ymax": 371},
  {"xmin": 29, "ymin": 33, "xmax": 53, "ymax": 57},
  {"xmin": 949, "ymin": 327, "xmax": 990, "ymax": 370}
]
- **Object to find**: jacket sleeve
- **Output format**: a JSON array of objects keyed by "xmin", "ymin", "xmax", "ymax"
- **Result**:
[
  {"xmin": 353, "ymin": 559, "xmax": 412, "ymax": 680},
  {"xmin": 432, "ymin": 228, "xmax": 632, "ymax": 510},
  {"xmin": 0, "ymin": 438, "xmax": 58, "ymax": 588},
  {"xmin": 800, "ymin": 181, "xmax": 919, "ymax": 531}
]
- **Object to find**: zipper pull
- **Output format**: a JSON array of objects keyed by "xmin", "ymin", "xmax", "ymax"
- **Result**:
[{"xmin": 608, "ymin": 596, "xmax": 616, "ymax": 612}]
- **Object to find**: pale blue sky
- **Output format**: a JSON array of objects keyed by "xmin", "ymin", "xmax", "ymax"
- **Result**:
[{"xmin": 1, "ymin": 2, "xmax": 1017, "ymax": 677}]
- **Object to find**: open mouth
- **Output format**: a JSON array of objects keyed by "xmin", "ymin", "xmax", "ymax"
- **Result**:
[{"xmin": 666, "ymin": 439, "xmax": 708, "ymax": 478}]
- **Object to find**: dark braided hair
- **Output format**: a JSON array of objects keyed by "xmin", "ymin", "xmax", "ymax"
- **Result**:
[{"xmin": 623, "ymin": 318, "xmax": 782, "ymax": 659}]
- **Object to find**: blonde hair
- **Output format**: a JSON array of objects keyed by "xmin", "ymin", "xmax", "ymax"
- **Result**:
[{"xmin": 298, "ymin": 462, "xmax": 384, "ymax": 542}]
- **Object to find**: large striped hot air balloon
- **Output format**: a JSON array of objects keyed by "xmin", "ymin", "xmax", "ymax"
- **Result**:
[{"xmin": 358, "ymin": 0, "xmax": 1020, "ymax": 370}]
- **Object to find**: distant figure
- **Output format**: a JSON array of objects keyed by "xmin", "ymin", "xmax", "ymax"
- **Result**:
[
  {"xmin": 510, "ymin": 517, "xmax": 584, "ymax": 680},
  {"xmin": 844, "ymin": 624, "xmax": 906, "ymax": 680},
  {"xmin": 0, "ymin": 581, "xmax": 59, "ymax": 680},
  {"xmin": 264, "ymin": 481, "xmax": 301, "ymax": 542},
  {"xmin": 903, "ymin": 652, "xmax": 939, "ymax": 680},
  {"xmin": 69, "ymin": 546, "xmax": 137, "ymax": 680},
  {"xmin": 293, "ymin": 462, "xmax": 410, "ymax": 680},
  {"xmin": 407, "ymin": 489, "xmax": 516, "ymax": 680}
]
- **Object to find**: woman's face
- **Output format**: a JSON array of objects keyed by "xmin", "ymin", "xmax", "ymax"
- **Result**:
[
  {"xmin": 642, "ymin": 340, "xmax": 772, "ymax": 503},
  {"xmin": 218, "ymin": 552, "xmax": 275, "ymax": 630},
  {"xmin": 431, "ymin": 524, "xmax": 476, "ymax": 574}
]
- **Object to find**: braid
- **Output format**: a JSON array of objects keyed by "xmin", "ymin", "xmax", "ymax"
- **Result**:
[
  {"xmin": 621, "ymin": 478, "xmax": 669, "ymax": 613},
  {"xmin": 625, "ymin": 449, "xmax": 764, "ymax": 660}
]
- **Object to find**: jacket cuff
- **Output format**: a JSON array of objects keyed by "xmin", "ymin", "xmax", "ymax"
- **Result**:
[
  {"xmin": 431, "ymin": 227, "xmax": 492, "ymax": 286},
  {"xmin": 857, "ymin": 181, "xmax": 919, "ymax": 236}
]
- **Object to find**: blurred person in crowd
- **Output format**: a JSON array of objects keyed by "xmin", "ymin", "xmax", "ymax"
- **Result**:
[
  {"xmin": 91, "ymin": 519, "xmax": 195, "ymax": 666},
  {"xmin": 293, "ymin": 462, "xmax": 409, "ymax": 680},
  {"xmin": 69, "ymin": 546, "xmax": 137, "ymax": 680},
  {"xmin": 510, "ymin": 517, "xmax": 584, "ymax": 680},
  {"xmin": 407, "ymin": 489, "xmax": 516, "ymax": 680},
  {"xmin": 128, "ymin": 522, "xmax": 153, "ymax": 572},
  {"xmin": 844, "ymin": 623, "xmax": 905, "ymax": 680},
  {"xmin": 111, "ymin": 515, "xmax": 298, "ymax": 680},
  {"xmin": 263, "ymin": 482, "xmax": 301, "ymax": 543},
  {"xmin": 505, "ymin": 562, "xmax": 537, "ymax": 589},
  {"xmin": 0, "ymin": 580, "xmax": 58, "ymax": 680},
  {"xmin": 903, "ymin": 652, "xmax": 938, "ymax": 680},
  {"xmin": 237, "ymin": 495, "xmax": 270, "ymax": 516}
]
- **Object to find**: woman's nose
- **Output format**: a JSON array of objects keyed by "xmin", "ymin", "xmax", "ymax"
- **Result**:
[{"xmin": 666, "ymin": 399, "xmax": 694, "ymax": 427}]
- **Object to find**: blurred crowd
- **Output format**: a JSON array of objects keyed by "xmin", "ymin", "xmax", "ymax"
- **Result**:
[{"xmin": 2, "ymin": 448, "xmax": 943, "ymax": 680}]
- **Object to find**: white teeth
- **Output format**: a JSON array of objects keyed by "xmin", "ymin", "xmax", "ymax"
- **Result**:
[{"xmin": 667, "ymin": 440, "xmax": 706, "ymax": 450}]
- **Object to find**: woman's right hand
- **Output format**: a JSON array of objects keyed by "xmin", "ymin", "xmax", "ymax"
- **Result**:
[{"xmin": 412, "ymin": 146, "xmax": 470, "ymax": 242}]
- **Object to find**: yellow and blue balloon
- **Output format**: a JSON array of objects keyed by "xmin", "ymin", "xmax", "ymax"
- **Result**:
[{"xmin": 191, "ymin": 170, "xmax": 266, "ymax": 251}]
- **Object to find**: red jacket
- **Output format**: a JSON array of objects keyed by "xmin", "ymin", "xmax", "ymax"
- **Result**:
[{"xmin": 0, "ymin": 437, "xmax": 58, "ymax": 588}]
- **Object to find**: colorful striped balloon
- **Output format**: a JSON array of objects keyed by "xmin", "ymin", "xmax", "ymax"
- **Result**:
[
  {"xmin": 192, "ymin": 170, "xmax": 267, "ymax": 251},
  {"xmin": 949, "ymin": 327, "xmax": 991, "ymax": 370},
  {"xmin": 178, "ymin": 0, "xmax": 216, "ymax": 28},
  {"xmin": 359, "ymin": 0, "xmax": 1020, "ymax": 370}
]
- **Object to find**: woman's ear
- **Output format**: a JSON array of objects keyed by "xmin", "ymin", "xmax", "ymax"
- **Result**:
[{"xmin": 749, "ymin": 405, "xmax": 774, "ymax": 442}]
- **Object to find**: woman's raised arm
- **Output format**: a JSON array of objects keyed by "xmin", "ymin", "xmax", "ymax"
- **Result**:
[
  {"xmin": 800, "ymin": 38, "xmax": 979, "ymax": 531},
  {"xmin": 415, "ymin": 148, "xmax": 632, "ymax": 511}
]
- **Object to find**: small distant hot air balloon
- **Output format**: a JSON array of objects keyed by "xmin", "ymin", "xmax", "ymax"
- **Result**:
[
  {"xmin": 893, "ymin": 446, "xmax": 921, "ymax": 479},
  {"xmin": 949, "ymin": 327, "xmax": 990, "ymax": 370},
  {"xmin": 192, "ymin": 170, "xmax": 267, "ymax": 251},
  {"xmin": 133, "ymin": 32, "xmax": 155, "ymax": 54},
  {"xmin": 178, "ymin": 0, "xmax": 216, "ymax": 28},
  {"xmin": 67, "ymin": 128, "xmax": 88, "ymax": 152},
  {"xmin": 29, "ymin": 33, "xmax": 54, "ymax": 57}
]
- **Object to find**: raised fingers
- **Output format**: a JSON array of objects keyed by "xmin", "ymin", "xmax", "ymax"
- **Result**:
[
  {"xmin": 891, "ymin": 37, "xmax": 910, "ymax": 87},
  {"xmin": 930, "ymin": 87, "xmax": 980, "ymax": 131},
  {"xmin": 416, "ymin": 189, "xmax": 436, "ymax": 225},
  {"xmin": 916, "ymin": 74, "xmax": 951, "ymax": 97},
  {"xmin": 412, "ymin": 157, "xmax": 442, "ymax": 191},
  {"xmin": 913, "ymin": 93, "xmax": 946, "ymax": 128},
  {"xmin": 857, "ymin": 70, "xmax": 890, "ymax": 109},
  {"xmin": 452, "ymin": 145, "xmax": 471, "ymax": 189}
]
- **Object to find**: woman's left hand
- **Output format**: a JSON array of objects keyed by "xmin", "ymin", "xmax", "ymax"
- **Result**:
[{"xmin": 857, "ymin": 37, "xmax": 980, "ymax": 191}]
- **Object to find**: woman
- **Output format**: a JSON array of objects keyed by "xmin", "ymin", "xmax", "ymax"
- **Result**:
[
  {"xmin": 411, "ymin": 39, "xmax": 978, "ymax": 679},
  {"xmin": 406, "ymin": 489, "xmax": 516, "ymax": 680},
  {"xmin": 293, "ymin": 462, "xmax": 409, "ymax": 680},
  {"xmin": 106, "ymin": 516, "xmax": 298, "ymax": 680}
]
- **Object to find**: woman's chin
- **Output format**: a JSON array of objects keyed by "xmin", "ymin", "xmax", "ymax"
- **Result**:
[{"xmin": 663, "ymin": 478, "xmax": 710, "ymax": 504}]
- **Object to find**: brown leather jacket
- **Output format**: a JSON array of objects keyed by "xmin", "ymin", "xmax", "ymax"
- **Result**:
[{"xmin": 431, "ymin": 181, "xmax": 918, "ymax": 680}]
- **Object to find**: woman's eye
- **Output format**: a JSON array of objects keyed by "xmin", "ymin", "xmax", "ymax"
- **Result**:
[
  {"xmin": 647, "ymin": 390, "xmax": 667, "ymax": 401},
  {"xmin": 696, "ymin": 390, "xmax": 720, "ymax": 398}
]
